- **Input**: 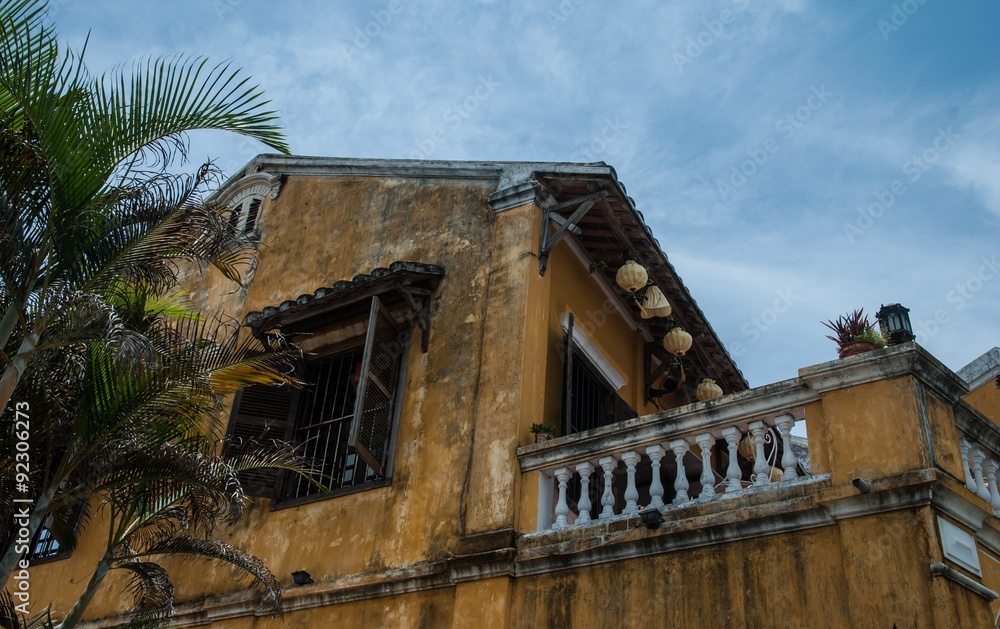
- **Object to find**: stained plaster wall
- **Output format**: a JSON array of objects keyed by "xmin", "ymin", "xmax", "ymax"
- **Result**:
[{"xmin": 23, "ymin": 173, "xmax": 527, "ymax": 621}]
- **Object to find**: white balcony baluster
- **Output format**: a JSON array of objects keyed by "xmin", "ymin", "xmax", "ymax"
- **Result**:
[
  {"xmin": 622, "ymin": 451, "xmax": 641, "ymax": 515},
  {"xmin": 695, "ymin": 433, "xmax": 716, "ymax": 499},
  {"xmin": 554, "ymin": 467, "xmax": 571, "ymax": 530},
  {"xmin": 775, "ymin": 414, "xmax": 799, "ymax": 481},
  {"xmin": 986, "ymin": 459, "xmax": 1000, "ymax": 516},
  {"xmin": 722, "ymin": 426, "xmax": 743, "ymax": 493},
  {"xmin": 670, "ymin": 439, "xmax": 690, "ymax": 503},
  {"xmin": 960, "ymin": 438, "xmax": 977, "ymax": 493},
  {"xmin": 749, "ymin": 421, "xmax": 770, "ymax": 486},
  {"xmin": 970, "ymin": 447, "xmax": 992, "ymax": 502},
  {"xmin": 599, "ymin": 456, "xmax": 617, "ymax": 519},
  {"xmin": 646, "ymin": 445, "xmax": 666, "ymax": 509},
  {"xmin": 576, "ymin": 461, "xmax": 595, "ymax": 524}
]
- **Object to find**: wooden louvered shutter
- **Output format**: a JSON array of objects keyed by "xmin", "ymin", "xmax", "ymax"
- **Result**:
[
  {"xmin": 563, "ymin": 313, "xmax": 574, "ymax": 434},
  {"xmin": 349, "ymin": 296, "xmax": 403, "ymax": 475},
  {"xmin": 226, "ymin": 384, "xmax": 298, "ymax": 497},
  {"xmin": 614, "ymin": 395, "xmax": 637, "ymax": 423}
]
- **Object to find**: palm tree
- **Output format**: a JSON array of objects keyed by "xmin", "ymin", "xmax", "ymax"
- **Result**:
[
  {"xmin": 57, "ymin": 437, "xmax": 301, "ymax": 628},
  {"xmin": 2, "ymin": 291, "xmax": 310, "ymax": 626},
  {"xmin": 0, "ymin": 0, "xmax": 312, "ymax": 613},
  {"xmin": 0, "ymin": 0, "xmax": 289, "ymax": 416}
]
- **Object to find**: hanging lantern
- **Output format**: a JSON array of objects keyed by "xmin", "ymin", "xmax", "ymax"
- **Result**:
[
  {"xmin": 662, "ymin": 327, "xmax": 693, "ymax": 356},
  {"xmin": 639, "ymin": 285, "xmax": 672, "ymax": 319},
  {"xmin": 615, "ymin": 260, "xmax": 648, "ymax": 293},
  {"xmin": 695, "ymin": 378, "xmax": 723, "ymax": 402},
  {"xmin": 738, "ymin": 433, "xmax": 756, "ymax": 460}
]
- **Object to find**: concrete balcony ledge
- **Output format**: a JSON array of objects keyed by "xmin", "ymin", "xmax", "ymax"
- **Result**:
[
  {"xmin": 516, "ymin": 474, "xmax": 834, "ymax": 576},
  {"xmin": 520, "ymin": 343, "xmax": 967, "ymax": 475},
  {"xmin": 518, "ymin": 376, "xmax": 815, "ymax": 473},
  {"xmin": 798, "ymin": 341, "xmax": 968, "ymax": 402}
]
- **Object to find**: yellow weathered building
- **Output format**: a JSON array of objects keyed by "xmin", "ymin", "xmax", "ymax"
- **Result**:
[{"xmin": 20, "ymin": 157, "xmax": 1000, "ymax": 627}]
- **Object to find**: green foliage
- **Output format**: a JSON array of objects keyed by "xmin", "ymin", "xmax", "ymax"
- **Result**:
[
  {"xmin": 530, "ymin": 422, "xmax": 558, "ymax": 435},
  {"xmin": 0, "ymin": 1, "xmax": 306, "ymax": 626},
  {"xmin": 822, "ymin": 308, "xmax": 887, "ymax": 353},
  {"xmin": 854, "ymin": 326, "xmax": 887, "ymax": 348},
  {"xmin": 823, "ymin": 309, "xmax": 875, "ymax": 347}
]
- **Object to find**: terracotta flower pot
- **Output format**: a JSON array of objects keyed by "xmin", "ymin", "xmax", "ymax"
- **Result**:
[{"xmin": 838, "ymin": 340, "xmax": 878, "ymax": 358}]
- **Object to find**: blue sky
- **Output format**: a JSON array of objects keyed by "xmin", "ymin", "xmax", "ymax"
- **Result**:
[{"xmin": 54, "ymin": 0, "xmax": 1000, "ymax": 387}]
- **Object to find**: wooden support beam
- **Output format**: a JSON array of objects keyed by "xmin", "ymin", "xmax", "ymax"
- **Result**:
[
  {"xmin": 538, "ymin": 192, "xmax": 606, "ymax": 275},
  {"xmin": 399, "ymin": 285, "xmax": 433, "ymax": 353}
]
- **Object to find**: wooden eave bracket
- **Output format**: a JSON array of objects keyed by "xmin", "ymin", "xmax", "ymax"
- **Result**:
[
  {"xmin": 398, "ymin": 284, "xmax": 434, "ymax": 353},
  {"xmin": 644, "ymin": 342, "xmax": 675, "ymax": 404},
  {"xmin": 538, "ymin": 191, "xmax": 606, "ymax": 275},
  {"xmin": 643, "ymin": 343, "xmax": 699, "ymax": 404}
]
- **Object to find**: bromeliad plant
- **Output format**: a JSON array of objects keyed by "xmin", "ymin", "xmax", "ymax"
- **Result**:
[{"xmin": 822, "ymin": 309, "xmax": 886, "ymax": 358}]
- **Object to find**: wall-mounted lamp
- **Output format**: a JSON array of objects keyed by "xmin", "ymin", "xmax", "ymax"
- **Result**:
[
  {"xmin": 876, "ymin": 303, "xmax": 915, "ymax": 345},
  {"xmin": 292, "ymin": 570, "xmax": 314, "ymax": 586},
  {"xmin": 850, "ymin": 478, "xmax": 871, "ymax": 494},
  {"xmin": 639, "ymin": 508, "xmax": 664, "ymax": 529}
]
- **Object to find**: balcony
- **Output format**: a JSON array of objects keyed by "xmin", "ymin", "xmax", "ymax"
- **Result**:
[
  {"xmin": 521, "ymin": 377, "xmax": 818, "ymax": 535},
  {"xmin": 515, "ymin": 343, "xmax": 1000, "ymax": 585}
]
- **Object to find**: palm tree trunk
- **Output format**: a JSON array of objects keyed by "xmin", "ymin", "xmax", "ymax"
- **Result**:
[
  {"xmin": 0, "ymin": 328, "xmax": 40, "ymax": 415},
  {"xmin": 58, "ymin": 549, "xmax": 114, "ymax": 629},
  {"xmin": 0, "ymin": 304, "xmax": 20, "ymax": 353},
  {"xmin": 0, "ymin": 485, "xmax": 54, "ymax": 585}
]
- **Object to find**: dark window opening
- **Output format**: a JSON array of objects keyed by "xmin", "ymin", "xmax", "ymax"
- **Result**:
[
  {"xmin": 227, "ymin": 295, "xmax": 407, "ymax": 506},
  {"xmin": 245, "ymin": 198, "xmax": 261, "ymax": 233},
  {"xmin": 282, "ymin": 347, "xmax": 383, "ymax": 500},
  {"xmin": 562, "ymin": 314, "xmax": 636, "ymax": 436},
  {"xmin": 566, "ymin": 349, "xmax": 616, "ymax": 434},
  {"xmin": 27, "ymin": 514, "xmax": 73, "ymax": 562},
  {"xmin": 228, "ymin": 196, "xmax": 263, "ymax": 235}
]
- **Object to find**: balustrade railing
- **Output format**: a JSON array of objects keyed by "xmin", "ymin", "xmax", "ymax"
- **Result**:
[
  {"xmin": 960, "ymin": 435, "xmax": 1000, "ymax": 516},
  {"xmin": 528, "ymin": 410, "xmax": 809, "ymax": 534}
]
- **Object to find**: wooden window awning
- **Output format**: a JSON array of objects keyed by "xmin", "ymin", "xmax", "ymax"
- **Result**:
[{"xmin": 245, "ymin": 261, "xmax": 445, "ymax": 352}]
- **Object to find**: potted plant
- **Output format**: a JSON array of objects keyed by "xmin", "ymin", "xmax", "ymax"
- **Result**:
[
  {"xmin": 823, "ymin": 309, "xmax": 887, "ymax": 358},
  {"xmin": 530, "ymin": 423, "xmax": 558, "ymax": 443}
]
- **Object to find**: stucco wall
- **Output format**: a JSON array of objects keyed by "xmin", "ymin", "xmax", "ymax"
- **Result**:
[{"xmin": 25, "ymin": 173, "xmax": 508, "ymax": 620}]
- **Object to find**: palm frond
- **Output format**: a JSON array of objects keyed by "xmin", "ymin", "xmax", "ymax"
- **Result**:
[
  {"xmin": 113, "ymin": 560, "xmax": 173, "ymax": 624},
  {"xmin": 138, "ymin": 536, "xmax": 281, "ymax": 616}
]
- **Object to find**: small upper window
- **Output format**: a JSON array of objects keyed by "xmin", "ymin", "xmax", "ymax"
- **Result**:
[{"xmin": 229, "ymin": 195, "xmax": 263, "ymax": 236}]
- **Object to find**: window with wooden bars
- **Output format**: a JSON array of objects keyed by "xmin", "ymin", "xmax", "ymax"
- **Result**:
[
  {"xmin": 226, "ymin": 295, "xmax": 407, "ymax": 506},
  {"xmin": 562, "ymin": 313, "xmax": 636, "ymax": 435}
]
